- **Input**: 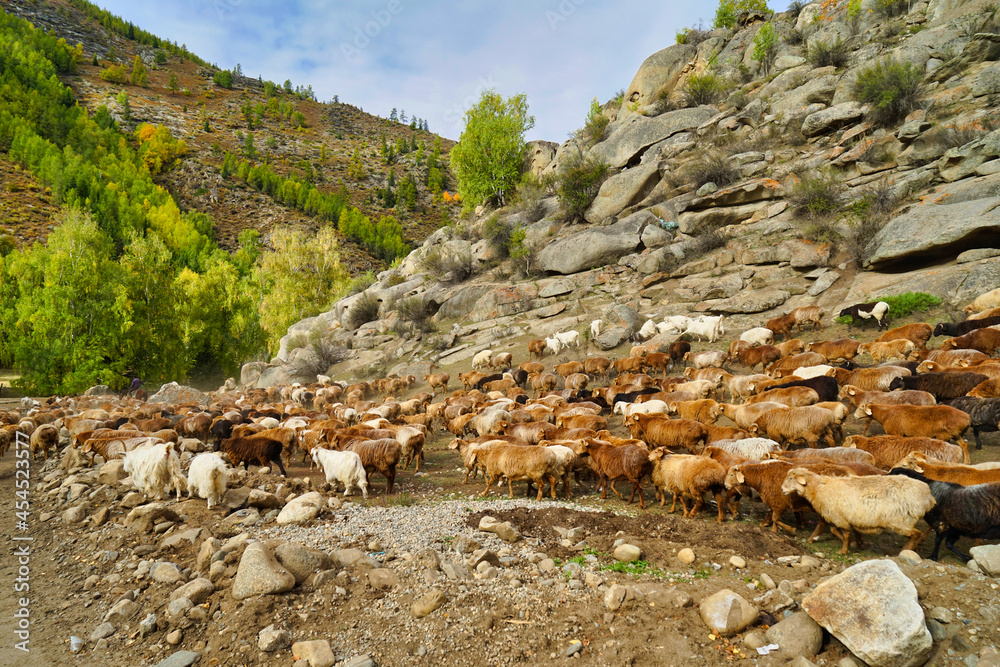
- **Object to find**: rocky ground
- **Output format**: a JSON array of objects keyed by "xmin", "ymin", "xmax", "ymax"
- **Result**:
[{"xmin": 3, "ymin": 392, "xmax": 1000, "ymax": 667}]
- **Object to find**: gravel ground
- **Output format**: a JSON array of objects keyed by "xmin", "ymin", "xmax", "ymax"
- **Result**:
[{"xmin": 252, "ymin": 497, "xmax": 603, "ymax": 555}]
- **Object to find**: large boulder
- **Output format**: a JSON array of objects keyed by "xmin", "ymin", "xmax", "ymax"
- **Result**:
[
  {"xmin": 537, "ymin": 214, "xmax": 648, "ymax": 275},
  {"xmin": 702, "ymin": 288, "xmax": 790, "ymax": 314},
  {"xmin": 590, "ymin": 107, "xmax": 718, "ymax": 168},
  {"xmin": 866, "ymin": 174, "xmax": 1000, "ymax": 268},
  {"xmin": 802, "ymin": 560, "xmax": 932, "ymax": 667},
  {"xmin": 232, "ymin": 542, "xmax": 296, "ymax": 600},
  {"xmin": 254, "ymin": 364, "xmax": 316, "ymax": 390},
  {"xmin": 525, "ymin": 140, "xmax": 558, "ymax": 177},
  {"xmin": 595, "ymin": 304, "xmax": 641, "ymax": 350},
  {"xmin": 469, "ymin": 284, "xmax": 539, "ymax": 322},
  {"xmin": 240, "ymin": 361, "xmax": 268, "ymax": 387},
  {"xmin": 584, "ymin": 163, "xmax": 661, "ymax": 223},
  {"xmin": 970, "ymin": 545, "xmax": 1000, "ymax": 576},
  {"xmin": 148, "ymin": 382, "xmax": 209, "ymax": 406},
  {"xmin": 275, "ymin": 309, "xmax": 340, "ymax": 362},
  {"xmin": 769, "ymin": 71, "xmax": 838, "ymax": 118},
  {"xmin": 276, "ymin": 492, "xmax": 324, "ymax": 525},
  {"xmin": 622, "ymin": 43, "xmax": 697, "ymax": 113},
  {"xmin": 801, "ymin": 102, "xmax": 866, "ymax": 137},
  {"xmin": 428, "ymin": 284, "xmax": 493, "ymax": 320}
]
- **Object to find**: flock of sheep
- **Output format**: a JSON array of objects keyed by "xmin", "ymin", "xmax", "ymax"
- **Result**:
[{"xmin": 6, "ymin": 288, "xmax": 1000, "ymax": 564}]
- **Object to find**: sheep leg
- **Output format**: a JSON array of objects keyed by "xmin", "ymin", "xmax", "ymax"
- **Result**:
[
  {"xmin": 929, "ymin": 531, "xmax": 946, "ymax": 561},
  {"xmin": 679, "ymin": 496, "xmax": 690, "ymax": 517},
  {"xmin": 807, "ymin": 518, "xmax": 828, "ymax": 542},
  {"xmin": 901, "ymin": 529, "xmax": 925, "ymax": 553},
  {"xmin": 608, "ymin": 480, "xmax": 625, "ymax": 501},
  {"xmin": 974, "ymin": 427, "xmax": 984, "ymax": 450},
  {"xmin": 634, "ymin": 481, "xmax": 645, "ymax": 509},
  {"xmin": 562, "ymin": 472, "xmax": 571, "ymax": 499},
  {"xmin": 944, "ymin": 534, "xmax": 971, "ymax": 563},
  {"xmin": 713, "ymin": 491, "xmax": 725, "ymax": 523},
  {"xmin": 480, "ymin": 474, "xmax": 497, "ymax": 498},
  {"xmin": 771, "ymin": 509, "xmax": 797, "ymax": 534},
  {"xmin": 414, "ymin": 452, "xmax": 421, "ymax": 473},
  {"xmin": 829, "ymin": 526, "xmax": 851, "ymax": 555},
  {"xmin": 508, "ymin": 477, "xmax": 516, "ymax": 499},
  {"xmin": 669, "ymin": 492, "xmax": 679, "ymax": 513}
]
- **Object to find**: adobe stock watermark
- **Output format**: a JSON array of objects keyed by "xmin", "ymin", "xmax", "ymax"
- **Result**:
[
  {"xmin": 442, "ymin": 74, "xmax": 502, "ymax": 135},
  {"xmin": 210, "ymin": 0, "xmax": 245, "ymax": 21},
  {"xmin": 12, "ymin": 431, "xmax": 31, "ymax": 653},
  {"xmin": 341, "ymin": 0, "xmax": 406, "ymax": 64},
  {"xmin": 545, "ymin": 0, "xmax": 587, "ymax": 31}
]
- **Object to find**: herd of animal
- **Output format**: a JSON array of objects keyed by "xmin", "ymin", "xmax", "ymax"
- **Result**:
[{"xmin": 6, "ymin": 288, "xmax": 1000, "ymax": 563}]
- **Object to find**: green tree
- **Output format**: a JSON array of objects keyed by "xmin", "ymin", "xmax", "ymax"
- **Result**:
[
  {"xmin": 130, "ymin": 54, "xmax": 148, "ymax": 86},
  {"xmin": 167, "ymin": 72, "xmax": 179, "ymax": 93},
  {"xmin": 118, "ymin": 90, "xmax": 132, "ymax": 125},
  {"xmin": 714, "ymin": 0, "xmax": 771, "ymax": 29},
  {"xmin": 253, "ymin": 227, "xmax": 349, "ymax": 351},
  {"xmin": 450, "ymin": 89, "xmax": 534, "ymax": 208},
  {"xmin": 752, "ymin": 22, "xmax": 778, "ymax": 75},
  {"xmin": 213, "ymin": 69, "xmax": 233, "ymax": 88}
]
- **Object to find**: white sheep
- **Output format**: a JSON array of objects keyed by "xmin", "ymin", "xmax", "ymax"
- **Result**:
[
  {"xmin": 661, "ymin": 315, "xmax": 693, "ymax": 333},
  {"xmin": 709, "ymin": 438, "xmax": 781, "ymax": 460},
  {"xmin": 544, "ymin": 336, "xmax": 563, "ymax": 355},
  {"xmin": 590, "ymin": 319, "xmax": 602, "ymax": 339},
  {"xmin": 258, "ymin": 417, "xmax": 280, "ymax": 429},
  {"xmin": 780, "ymin": 467, "xmax": 936, "ymax": 554},
  {"xmin": 786, "ymin": 365, "xmax": 836, "ymax": 380},
  {"xmin": 316, "ymin": 374, "xmax": 331, "ymax": 385},
  {"xmin": 472, "ymin": 349, "xmax": 493, "ymax": 369},
  {"xmin": 123, "ymin": 442, "xmax": 187, "ymax": 501},
  {"xmin": 682, "ymin": 315, "xmax": 725, "ymax": 342},
  {"xmin": 740, "ymin": 327, "xmax": 774, "ymax": 347},
  {"xmin": 553, "ymin": 330, "xmax": 581, "ymax": 348},
  {"xmin": 613, "ymin": 400, "xmax": 669, "ymax": 420},
  {"xmin": 187, "ymin": 452, "xmax": 228, "ymax": 508},
  {"xmin": 311, "ymin": 447, "xmax": 369, "ymax": 499},
  {"xmin": 637, "ymin": 320, "xmax": 659, "ymax": 341}
]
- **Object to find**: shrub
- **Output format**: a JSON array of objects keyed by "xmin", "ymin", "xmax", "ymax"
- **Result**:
[
  {"xmin": 880, "ymin": 293, "xmax": 943, "ymax": 319},
  {"xmin": 345, "ymin": 292, "xmax": 380, "ymax": 330},
  {"xmin": 873, "ymin": 0, "xmax": 909, "ymax": 19},
  {"xmin": 347, "ymin": 271, "xmax": 376, "ymax": 295},
  {"xmin": 676, "ymin": 22, "xmax": 711, "ymax": 46},
  {"xmin": 714, "ymin": 0, "xmax": 771, "ymax": 29},
  {"xmin": 100, "ymin": 64, "xmax": 127, "ymax": 84},
  {"xmin": 847, "ymin": 0, "xmax": 863, "ymax": 34},
  {"xmin": 291, "ymin": 337, "xmax": 349, "ymax": 377},
  {"xmin": 420, "ymin": 248, "xmax": 476, "ymax": 284},
  {"xmin": 685, "ymin": 228, "xmax": 729, "ymax": 257},
  {"xmin": 578, "ymin": 97, "xmax": 610, "ymax": 147},
  {"xmin": 688, "ymin": 154, "xmax": 739, "ymax": 189},
  {"xmin": 790, "ymin": 177, "xmax": 844, "ymax": 218},
  {"xmin": 385, "ymin": 274, "xmax": 406, "ymax": 287},
  {"xmin": 853, "ymin": 60, "xmax": 923, "ymax": 128},
  {"xmin": 842, "ymin": 180, "xmax": 897, "ymax": 265},
  {"xmin": 483, "ymin": 215, "xmax": 519, "ymax": 260},
  {"xmin": 786, "ymin": 0, "xmax": 806, "ymax": 18},
  {"xmin": 556, "ymin": 151, "xmax": 609, "ymax": 222},
  {"xmin": 512, "ymin": 173, "xmax": 553, "ymax": 224},
  {"xmin": 684, "ymin": 73, "xmax": 726, "ymax": 106},
  {"xmin": 807, "ymin": 38, "xmax": 850, "ymax": 69},
  {"xmin": 396, "ymin": 296, "xmax": 433, "ymax": 333}
]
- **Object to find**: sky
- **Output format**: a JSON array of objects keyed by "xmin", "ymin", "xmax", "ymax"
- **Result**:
[{"xmin": 90, "ymin": 0, "xmax": 714, "ymax": 143}]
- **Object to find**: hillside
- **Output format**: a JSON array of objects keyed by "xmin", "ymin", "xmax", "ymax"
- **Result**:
[
  {"xmin": 259, "ymin": 0, "xmax": 1000, "ymax": 384},
  {"xmin": 1, "ymin": 0, "xmax": 459, "ymax": 274}
]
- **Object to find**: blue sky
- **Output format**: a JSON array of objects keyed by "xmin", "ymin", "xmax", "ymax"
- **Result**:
[{"xmin": 93, "ymin": 1, "xmax": 714, "ymax": 142}]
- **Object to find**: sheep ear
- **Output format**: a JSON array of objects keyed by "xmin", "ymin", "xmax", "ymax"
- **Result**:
[
  {"xmin": 795, "ymin": 473, "xmax": 807, "ymax": 485},
  {"xmin": 735, "ymin": 470, "xmax": 744, "ymax": 484},
  {"xmin": 913, "ymin": 464, "xmax": 923, "ymax": 473}
]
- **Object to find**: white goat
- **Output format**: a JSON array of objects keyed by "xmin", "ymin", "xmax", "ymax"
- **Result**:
[
  {"xmin": 740, "ymin": 327, "xmax": 774, "ymax": 347},
  {"xmin": 544, "ymin": 336, "xmax": 563, "ymax": 355},
  {"xmin": 660, "ymin": 315, "xmax": 693, "ymax": 333},
  {"xmin": 123, "ymin": 442, "xmax": 186, "ymax": 501},
  {"xmin": 553, "ymin": 330, "xmax": 581, "ymax": 348},
  {"xmin": 472, "ymin": 349, "xmax": 493, "ymax": 369},
  {"xmin": 187, "ymin": 452, "xmax": 228, "ymax": 508},
  {"xmin": 637, "ymin": 320, "xmax": 659, "ymax": 341},
  {"xmin": 590, "ymin": 319, "xmax": 602, "ymax": 339},
  {"xmin": 682, "ymin": 315, "xmax": 725, "ymax": 343},
  {"xmin": 311, "ymin": 447, "xmax": 369, "ymax": 499}
]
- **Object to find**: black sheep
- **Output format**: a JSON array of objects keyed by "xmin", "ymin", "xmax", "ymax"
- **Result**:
[
  {"xmin": 610, "ymin": 387, "xmax": 660, "ymax": 407},
  {"xmin": 888, "ymin": 372, "xmax": 989, "ymax": 401},
  {"xmin": 889, "ymin": 467, "xmax": 1000, "ymax": 561},
  {"xmin": 768, "ymin": 375, "xmax": 839, "ymax": 402},
  {"xmin": 947, "ymin": 397, "xmax": 1000, "ymax": 449},
  {"xmin": 933, "ymin": 315, "xmax": 1000, "ymax": 338},
  {"xmin": 218, "ymin": 436, "xmax": 287, "ymax": 476},
  {"xmin": 210, "ymin": 419, "xmax": 235, "ymax": 448},
  {"xmin": 474, "ymin": 373, "xmax": 504, "ymax": 390},
  {"xmin": 511, "ymin": 369, "xmax": 529, "ymax": 387},
  {"xmin": 838, "ymin": 301, "xmax": 890, "ymax": 331}
]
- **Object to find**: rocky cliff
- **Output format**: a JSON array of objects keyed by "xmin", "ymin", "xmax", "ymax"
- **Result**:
[{"xmin": 252, "ymin": 0, "xmax": 1000, "ymax": 386}]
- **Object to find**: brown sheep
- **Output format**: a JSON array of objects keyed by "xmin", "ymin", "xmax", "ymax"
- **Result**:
[
  {"xmin": 738, "ymin": 345, "xmax": 782, "ymax": 372},
  {"xmin": 555, "ymin": 414, "xmax": 608, "ymax": 431},
  {"xmin": 807, "ymin": 338, "xmax": 861, "ymax": 362},
  {"xmin": 969, "ymin": 377, "xmax": 1000, "ymax": 398},
  {"xmin": 895, "ymin": 451, "xmax": 1000, "ymax": 485},
  {"xmin": 876, "ymin": 323, "xmax": 933, "ymax": 349},
  {"xmin": 613, "ymin": 356, "xmax": 646, "ymax": 375},
  {"xmin": 775, "ymin": 339, "xmax": 807, "ymax": 357},
  {"xmin": 627, "ymin": 414, "xmax": 708, "ymax": 452},
  {"xmin": 554, "ymin": 361, "xmax": 584, "ymax": 378},
  {"xmin": 219, "ymin": 437, "xmax": 287, "ymax": 476},
  {"xmin": 941, "ymin": 328, "xmax": 1000, "ymax": 355},
  {"xmin": 669, "ymin": 340, "xmax": 692, "ymax": 363},
  {"xmin": 750, "ymin": 406, "xmax": 838, "ymax": 449},
  {"xmin": 840, "ymin": 385, "xmax": 936, "ymax": 435},
  {"xmin": 669, "ymin": 399, "xmax": 722, "ymax": 424},
  {"xmin": 746, "ymin": 386, "xmax": 820, "ymax": 408},
  {"xmin": 584, "ymin": 357, "xmax": 612, "ymax": 378},
  {"xmin": 490, "ymin": 352, "xmax": 513, "ymax": 370},
  {"xmin": 344, "ymin": 439, "xmax": 402, "ymax": 493},
  {"xmin": 967, "ymin": 306, "xmax": 1000, "ymax": 320},
  {"xmin": 719, "ymin": 402, "xmax": 789, "ymax": 430},
  {"xmin": 28, "ymin": 424, "xmax": 59, "ymax": 461},
  {"xmin": 474, "ymin": 443, "xmax": 567, "ymax": 500},
  {"xmin": 643, "ymin": 353, "xmax": 671, "ymax": 375},
  {"xmin": 581, "ymin": 440, "xmax": 653, "ymax": 508},
  {"xmin": 528, "ymin": 339, "xmax": 547, "ymax": 359},
  {"xmin": 527, "ymin": 372, "xmax": 559, "ymax": 398},
  {"xmin": 766, "ymin": 314, "xmax": 797, "ymax": 341},
  {"xmin": 844, "ymin": 434, "xmax": 967, "ymax": 468},
  {"xmin": 649, "ymin": 449, "xmax": 727, "ymax": 521},
  {"xmin": 767, "ymin": 352, "xmax": 827, "ymax": 377},
  {"xmin": 564, "ymin": 373, "xmax": 590, "ymax": 392},
  {"xmin": 861, "ymin": 403, "xmax": 971, "ymax": 447},
  {"xmin": 504, "ymin": 421, "xmax": 556, "ymax": 445},
  {"xmin": 830, "ymin": 366, "xmax": 911, "ymax": 391},
  {"xmin": 772, "ymin": 446, "xmax": 878, "ymax": 467},
  {"xmin": 789, "ymin": 306, "xmax": 825, "ymax": 332},
  {"xmin": 424, "ymin": 373, "xmax": 450, "ymax": 394}
]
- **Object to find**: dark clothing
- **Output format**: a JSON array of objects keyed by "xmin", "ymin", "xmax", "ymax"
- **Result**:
[{"xmin": 128, "ymin": 378, "xmax": 142, "ymax": 392}]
